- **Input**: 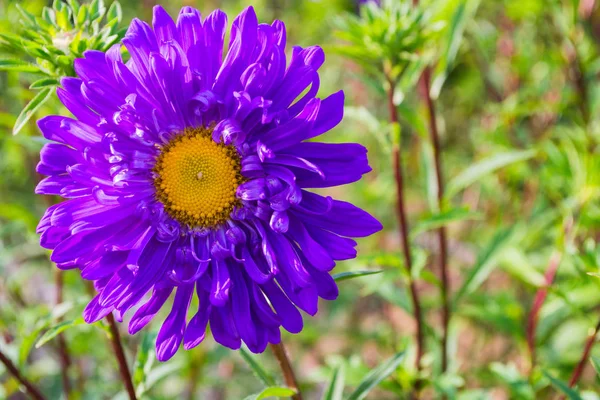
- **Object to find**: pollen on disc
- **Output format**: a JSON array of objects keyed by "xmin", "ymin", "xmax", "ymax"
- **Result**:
[{"xmin": 153, "ymin": 127, "xmax": 243, "ymax": 228}]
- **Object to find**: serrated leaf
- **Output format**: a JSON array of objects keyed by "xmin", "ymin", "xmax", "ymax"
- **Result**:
[
  {"xmin": 0, "ymin": 59, "xmax": 41, "ymax": 73},
  {"xmin": 322, "ymin": 363, "xmax": 345, "ymax": 400},
  {"xmin": 543, "ymin": 371, "xmax": 583, "ymax": 400},
  {"xmin": 243, "ymin": 386, "xmax": 297, "ymax": 400},
  {"xmin": 454, "ymin": 226, "xmax": 515, "ymax": 304},
  {"xmin": 30, "ymin": 78, "xmax": 59, "ymax": 89},
  {"xmin": 346, "ymin": 351, "xmax": 405, "ymax": 400},
  {"xmin": 240, "ymin": 347, "xmax": 276, "ymax": 386},
  {"xmin": 13, "ymin": 87, "xmax": 55, "ymax": 135},
  {"xmin": 445, "ymin": 150, "xmax": 536, "ymax": 199},
  {"xmin": 413, "ymin": 207, "xmax": 482, "ymax": 236},
  {"xmin": 332, "ymin": 270, "xmax": 384, "ymax": 282},
  {"xmin": 35, "ymin": 317, "xmax": 85, "ymax": 348}
]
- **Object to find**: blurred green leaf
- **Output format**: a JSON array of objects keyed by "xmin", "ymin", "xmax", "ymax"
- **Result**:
[
  {"xmin": 413, "ymin": 207, "xmax": 482, "ymax": 236},
  {"xmin": 242, "ymin": 386, "xmax": 297, "ymax": 400},
  {"xmin": 240, "ymin": 347, "xmax": 276, "ymax": 387},
  {"xmin": 445, "ymin": 150, "xmax": 537, "ymax": 199},
  {"xmin": 332, "ymin": 270, "xmax": 384, "ymax": 282},
  {"xmin": 322, "ymin": 363, "xmax": 345, "ymax": 400},
  {"xmin": 35, "ymin": 317, "xmax": 85, "ymax": 348},
  {"xmin": 543, "ymin": 371, "xmax": 583, "ymax": 400},
  {"xmin": 454, "ymin": 226, "xmax": 515, "ymax": 304},
  {"xmin": 13, "ymin": 87, "xmax": 54, "ymax": 135},
  {"xmin": 431, "ymin": 0, "xmax": 481, "ymax": 98},
  {"xmin": 133, "ymin": 331, "xmax": 156, "ymax": 397},
  {"xmin": 347, "ymin": 351, "xmax": 405, "ymax": 400},
  {"xmin": 591, "ymin": 355, "xmax": 600, "ymax": 376},
  {"xmin": 490, "ymin": 363, "xmax": 534, "ymax": 400}
]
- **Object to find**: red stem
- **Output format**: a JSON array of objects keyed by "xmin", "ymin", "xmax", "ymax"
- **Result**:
[
  {"xmin": 420, "ymin": 67, "xmax": 450, "ymax": 374},
  {"xmin": 106, "ymin": 314, "xmax": 137, "ymax": 400},
  {"xmin": 388, "ymin": 78, "xmax": 425, "ymax": 391},
  {"xmin": 270, "ymin": 342, "xmax": 303, "ymax": 400},
  {"xmin": 567, "ymin": 319, "xmax": 600, "ymax": 389},
  {"xmin": 527, "ymin": 250, "xmax": 562, "ymax": 371},
  {"xmin": 0, "ymin": 348, "xmax": 46, "ymax": 400}
]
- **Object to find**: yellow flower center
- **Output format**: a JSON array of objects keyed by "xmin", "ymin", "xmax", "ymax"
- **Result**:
[{"xmin": 153, "ymin": 127, "xmax": 243, "ymax": 228}]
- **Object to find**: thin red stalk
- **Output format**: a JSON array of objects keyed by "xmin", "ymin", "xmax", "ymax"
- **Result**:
[
  {"xmin": 270, "ymin": 342, "xmax": 303, "ymax": 400},
  {"xmin": 567, "ymin": 319, "xmax": 600, "ymax": 389},
  {"xmin": 388, "ymin": 78, "xmax": 425, "ymax": 389},
  {"xmin": 420, "ymin": 67, "xmax": 450, "ymax": 374},
  {"xmin": 0, "ymin": 348, "xmax": 46, "ymax": 400},
  {"xmin": 527, "ymin": 250, "xmax": 562, "ymax": 371},
  {"xmin": 105, "ymin": 314, "xmax": 137, "ymax": 400},
  {"xmin": 55, "ymin": 270, "xmax": 72, "ymax": 399}
]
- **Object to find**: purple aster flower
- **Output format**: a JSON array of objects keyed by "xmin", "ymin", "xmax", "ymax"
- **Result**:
[{"xmin": 36, "ymin": 5, "xmax": 381, "ymax": 361}]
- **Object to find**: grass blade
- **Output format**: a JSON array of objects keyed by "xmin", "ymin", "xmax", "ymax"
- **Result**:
[{"xmin": 347, "ymin": 351, "xmax": 405, "ymax": 400}]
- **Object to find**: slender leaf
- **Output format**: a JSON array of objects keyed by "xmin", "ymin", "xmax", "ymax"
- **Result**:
[
  {"xmin": 431, "ymin": 0, "xmax": 481, "ymax": 98},
  {"xmin": 445, "ymin": 150, "xmax": 536, "ymax": 199},
  {"xmin": 240, "ymin": 347, "xmax": 276, "ymax": 386},
  {"xmin": 29, "ymin": 78, "xmax": 59, "ymax": 89},
  {"xmin": 0, "ymin": 59, "xmax": 41, "ymax": 72},
  {"xmin": 332, "ymin": 270, "xmax": 384, "ymax": 282},
  {"xmin": 347, "ymin": 351, "xmax": 405, "ymax": 400},
  {"xmin": 133, "ymin": 331, "xmax": 156, "ymax": 397},
  {"xmin": 543, "ymin": 371, "xmax": 583, "ymax": 400},
  {"xmin": 454, "ymin": 226, "xmax": 515, "ymax": 304},
  {"xmin": 413, "ymin": 207, "xmax": 482, "ymax": 236},
  {"xmin": 243, "ymin": 386, "xmax": 297, "ymax": 400},
  {"xmin": 322, "ymin": 363, "xmax": 345, "ymax": 400},
  {"xmin": 35, "ymin": 317, "xmax": 85, "ymax": 348},
  {"xmin": 13, "ymin": 87, "xmax": 55, "ymax": 135}
]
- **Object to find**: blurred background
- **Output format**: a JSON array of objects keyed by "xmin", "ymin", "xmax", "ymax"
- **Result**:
[{"xmin": 1, "ymin": 0, "xmax": 600, "ymax": 399}]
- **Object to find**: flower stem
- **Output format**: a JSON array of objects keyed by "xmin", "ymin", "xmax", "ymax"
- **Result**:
[
  {"xmin": 567, "ymin": 319, "xmax": 600, "ymax": 389},
  {"xmin": 527, "ymin": 250, "xmax": 562, "ymax": 371},
  {"xmin": 105, "ymin": 313, "xmax": 137, "ymax": 400},
  {"xmin": 0, "ymin": 348, "xmax": 46, "ymax": 400},
  {"xmin": 420, "ymin": 67, "xmax": 451, "ymax": 374},
  {"xmin": 55, "ymin": 270, "xmax": 72, "ymax": 399},
  {"xmin": 387, "ymin": 77, "xmax": 425, "ymax": 391},
  {"xmin": 270, "ymin": 342, "xmax": 302, "ymax": 400}
]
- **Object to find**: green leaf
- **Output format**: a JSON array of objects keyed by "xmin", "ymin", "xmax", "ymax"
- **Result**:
[
  {"xmin": 13, "ymin": 87, "xmax": 55, "ymax": 135},
  {"xmin": 133, "ymin": 331, "xmax": 156, "ymax": 397},
  {"xmin": 0, "ymin": 59, "xmax": 41, "ymax": 73},
  {"xmin": 454, "ymin": 226, "xmax": 515, "ymax": 304},
  {"xmin": 240, "ymin": 347, "xmax": 276, "ymax": 386},
  {"xmin": 421, "ymin": 141, "xmax": 438, "ymax": 211},
  {"xmin": 543, "ymin": 371, "xmax": 583, "ymax": 400},
  {"xmin": 346, "ymin": 351, "xmax": 405, "ymax": 400},
  {"xmin": 29, "ymin": 78, "xmax": 59, "ymax": 89},
  {"xmin": 35, "ymin": 317, "xmax": 85, "ymax": 348},
  {"xmin": 107, "ymin": 1, "xmax": 122, "ymax": 22},
  {"xmin": 591, "ymin": 356, "xmax": 600, "ymax": 376},
  {"xmin": 332, "ymin": 270, "xmax": 384, "ymax": 282},
  {"xmin": 242, "ymin": 386, "xmax": 297, "ymax": 400},
  {"xmin": 413, "ymin": 207, "xmax": 482, "ymax": 236},
  {"xmin": 322, "ymin": 363, "xmax": 345, "ymax": 400},
  {"xmin": 445, "ymin": 150, "xmax": 536, "ymax": 199},
  {"xmin": 431, "ymin": 0, "xmax": 481, "ymax": 98}
]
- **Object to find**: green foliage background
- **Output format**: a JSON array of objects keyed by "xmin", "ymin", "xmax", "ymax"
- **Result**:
[{"xmin": 1, "ymin": 0, "xmax": 600, "ymax": 399}]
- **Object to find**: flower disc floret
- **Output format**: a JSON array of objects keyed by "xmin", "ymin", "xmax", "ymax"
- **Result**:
[{"xmin": 154, "ymin": 127, "xmax": 243, "ymax": 228}]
